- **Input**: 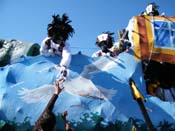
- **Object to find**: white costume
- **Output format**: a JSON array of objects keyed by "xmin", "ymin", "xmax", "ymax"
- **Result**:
[
  {"xmin": 92, "ymin": 33, "xmax": 109, "ymax": 57},
  {"xmin": 92, "ymin": 33, "xmax": 120, "ymax": 58},
  {"xmin": 40, "ymin": 37, "xmax": 71, "ymax": 68},
  {"xmin": 97, "ymin": 33, "xmax": 109, "ymax": 42},
  {"xmin": 92, "ymin": 50, "xmax": 110, "ymax": 57}
]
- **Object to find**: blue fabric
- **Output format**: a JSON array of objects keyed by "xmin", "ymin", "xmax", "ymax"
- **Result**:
[{"xmin": 0, "ymin": 52, "xmax": 175, "ymax": 130}]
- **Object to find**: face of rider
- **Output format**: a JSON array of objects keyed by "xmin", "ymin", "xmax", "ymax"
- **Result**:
[
  {"xmin": 98, "ymin": 41, "xmax": 109, "ymax": 53},
  {"xmin": 52, "ymin": 35, "xmax": 65, "ymax": 46}
]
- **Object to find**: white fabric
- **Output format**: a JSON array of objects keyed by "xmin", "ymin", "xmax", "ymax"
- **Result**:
[
  {"xmin": 92, "ymin": 49, "xmax": 113, "ymax": 58},
  {"xmin": 146, "ymin": 4, "xmax": 153, "ymax": 14},
  {"xmin": 125, "ymin": 17, "xmax": 135, "ymax": 47},
  {"xmin": 92, "ymin": 50, "xmax": 104, "ymax": 57},
  {"xmin": 60, "ymin": 42, "xmax": 71, "ymax": 67},
  {"xmin": 40, "ymin": 37, "xmax": 71, "ymax": 68},
  {"xmin": 40, "ymin": 37, "xmax": 53, "ymax": 56},
  {"xmin": 97, "ymin": 33, "xmax": 108, "ymax": 42}
]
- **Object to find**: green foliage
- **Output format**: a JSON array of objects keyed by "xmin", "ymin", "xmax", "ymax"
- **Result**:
[
  {"xmin": 1, "ymin": 116, "xmax": 175, "ymax": 131},
  {"xmin": 0, "ymin": 120, "xmax": 6, "ymax": 128},
  {"xmin": 157, "ymin": 120, "xmax": 175, "ymax": 131},
  {"xmin": 0, "ymin": 117, "xmax": 33, "ymax": 131}
]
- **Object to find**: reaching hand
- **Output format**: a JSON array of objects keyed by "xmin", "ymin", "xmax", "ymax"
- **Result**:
[
  {"xmin": 57, "ymin": 66, "xmax": 67, "ymax": 83},
  {"xmin": 61, "ymin": 111, "xmax": 74, "ymax": 131},
  {"xmin": 61, "ymin": 111, "xmax": 68, "ymax": 120},
  {"xmin": 54, "ymin": 80, "xmax": 63, "ymax": 95}
]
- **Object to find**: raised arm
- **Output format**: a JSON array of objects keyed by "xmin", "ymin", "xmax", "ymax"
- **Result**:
[{"xmin": 45, "ymin": 80, "xmax": 63, "ymax": 111}]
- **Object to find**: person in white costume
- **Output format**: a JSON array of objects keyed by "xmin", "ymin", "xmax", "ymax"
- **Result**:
[
  {"xmin": 40, "ymin": 37, "xmax": 72, "ymax": 70},
  {"xmin": 40, "ymin": 14, "xmax": 74, "ymax": 80},
  {"xmin": 92, "ymin": 32, "xmax": 118, "ymax": 57},
  {"xmin": 119, "ymin": 3, "xmax": 161, "ymax": 53},
  {"xmin": 92, "ymin": 31, "xmax": 132, "ymax": 58},
  {"xmin": 141, "ymin": 2, "xmax": 160, "ymax": 16}
]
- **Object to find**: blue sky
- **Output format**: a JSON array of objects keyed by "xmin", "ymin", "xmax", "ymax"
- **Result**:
[{"xmin": 0, "ymin": 0, "xmax": 175, "ymax": 56}]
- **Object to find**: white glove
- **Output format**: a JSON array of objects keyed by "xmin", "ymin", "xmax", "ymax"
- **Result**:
[
  {"xmin": 56, "ymin": 66, "xmax": 67, "ymax": 82},
  {"xmin": 60, "ymin": 66, "xmax": 67, "ymax": 76}
]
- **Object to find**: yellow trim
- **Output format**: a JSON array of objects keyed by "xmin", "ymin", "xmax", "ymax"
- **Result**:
[
  {"xmin": 145, "ymin": 16, "xmax": 154, "ymax": 53},
  {"xmin": 153, "ymin": 16, "xmax": 175, "ymax": 21},
  {"xmin": 132, "ymin": 16, "xmax": 141, "ymax": 59},
  {"xmin": 132, "ymin": 125, "xmax": 137, "ymax": 131},
  {"xmin": 152, "ymin": 48, "xmax": 175, "ymax": 55},
  {"xmin": 130, "ymin": 80, "xmax": 145, "ymax": 101}
]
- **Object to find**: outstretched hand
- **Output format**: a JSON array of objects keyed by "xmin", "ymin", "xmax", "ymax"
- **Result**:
[
  {"xmin": 54, "ymin": 80, "xmax": 64, "ymax": 95},
  {"xmin": 56, "ymin": 66, "xmax": 67, "ymax": 83},
  {"xmin": 61, "ymin": 111, "xmax": 68, "ymax": 120},
  {"xmin": 60, "ymin": 66, "xmax": 67, "ymax": 77},
  {"xmin": 61, "ymin": 111, "xmax": 74, "ymax": 131}
]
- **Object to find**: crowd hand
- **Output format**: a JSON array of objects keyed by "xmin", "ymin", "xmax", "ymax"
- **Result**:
[
  {"xmin": 58, "ymin": 76, "xmax": 66, "ymax": 84},
  {"xmin": 61, "ymin": 111, "xmax": 68, "ymax": 120},
  {"xmin": 54, "ymin": 80, "xmax": 64, "ymax": 95}
]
